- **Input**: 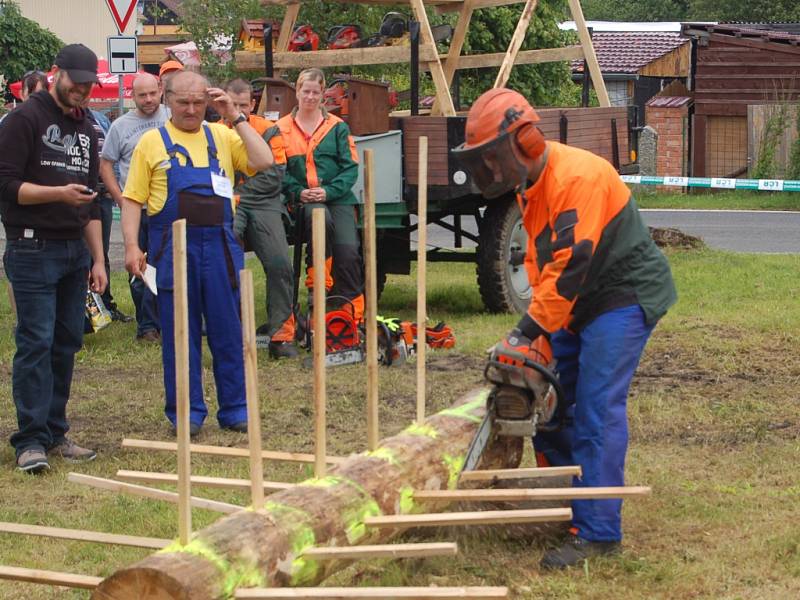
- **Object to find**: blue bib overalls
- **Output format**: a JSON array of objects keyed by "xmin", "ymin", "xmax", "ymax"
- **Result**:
[{"xmin": 149, "ymin": 125, "xmax": 247, "ymax": 428}]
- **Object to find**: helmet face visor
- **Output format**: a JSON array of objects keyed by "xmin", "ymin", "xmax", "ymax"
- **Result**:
[{"xmin": 452, "ymin": 132, "xmax": 527, "ymax": 199}]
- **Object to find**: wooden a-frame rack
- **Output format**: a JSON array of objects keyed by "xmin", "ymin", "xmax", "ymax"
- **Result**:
[{"xmin": 236, "ymin": 0, "xmax": 610, "ymax": 115}]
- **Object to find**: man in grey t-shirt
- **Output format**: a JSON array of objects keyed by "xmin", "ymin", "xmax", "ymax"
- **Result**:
[{"xmin": 100, "ymin": 73, "xmax": 167, "ymax": 342}]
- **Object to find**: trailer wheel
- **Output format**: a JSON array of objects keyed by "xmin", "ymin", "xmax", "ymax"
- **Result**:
[{"xmin": 477, "ymin": 195, "xmax": 531, "ymax": 314}]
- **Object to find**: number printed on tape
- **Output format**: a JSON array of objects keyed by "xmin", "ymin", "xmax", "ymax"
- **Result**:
[
  {"xmin": 711, "ymin": 178, "xmax": 736, "ymax": 189},
  {"xmin": 664, "ymin": 176, "xmax": 688, "ymax": 187},
  {"xmin": 621, "ymin": 175, "xmax": 642, "ymax": 184},
  {"xmin": 757, "ymin": 179, "xmax": 784, "ymax": 191}
]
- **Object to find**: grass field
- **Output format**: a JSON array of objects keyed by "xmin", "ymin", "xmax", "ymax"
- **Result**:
[
  {"xmin": 634, "ymin": 188, "xmax": 800, "ymax": 210},
  {"xmin": 1, "ymin": 243, "xmax": 800, "ymax": 599}
]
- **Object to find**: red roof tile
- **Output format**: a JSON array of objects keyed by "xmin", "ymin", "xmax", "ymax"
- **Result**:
[{"xmin": 572, "ymin": 32, "xmax": 688, "ymax": 74}]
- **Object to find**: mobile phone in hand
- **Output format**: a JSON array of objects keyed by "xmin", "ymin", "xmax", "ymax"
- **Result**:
[{"xmin": 81, "ymin": 187, "xmax": 94, "ymax": 195}]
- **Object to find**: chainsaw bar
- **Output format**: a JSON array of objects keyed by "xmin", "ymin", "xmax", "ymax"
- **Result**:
[{"xmin": 461, "ymin": 406, "xmax": 494, "ymax": 474}]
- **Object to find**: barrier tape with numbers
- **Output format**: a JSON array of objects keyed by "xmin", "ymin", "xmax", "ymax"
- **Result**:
[{"xmin": 621, "ymin": 175, "xmax": 800, "ymax": 192}]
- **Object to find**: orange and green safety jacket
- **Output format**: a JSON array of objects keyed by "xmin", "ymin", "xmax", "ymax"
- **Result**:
[
  {"xmin": 277, "ymin": 107, "xmax": 359, "ymax": 205},
  {"xmin": 233, "ymin": 114, "xmax": 287, "ymax": 210},
  {"xmin": 519, "ymin": 141, "xmax": 676, "ymax": 334}
]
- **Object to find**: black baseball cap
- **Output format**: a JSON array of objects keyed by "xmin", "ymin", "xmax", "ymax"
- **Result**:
[{"xmin": 54, "ymin": 44, "xmax": 99, "ymax": 84}]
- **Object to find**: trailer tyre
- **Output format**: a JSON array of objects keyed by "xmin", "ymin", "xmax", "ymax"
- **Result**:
[{"xmin": 477, "ymin": 195, "xmax": 531, "ymax": 314}]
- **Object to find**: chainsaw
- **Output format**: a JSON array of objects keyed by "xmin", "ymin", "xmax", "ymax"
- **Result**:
[{"xmin": 462, "ymin": 351, "xmax": 566, "ymax": 473}]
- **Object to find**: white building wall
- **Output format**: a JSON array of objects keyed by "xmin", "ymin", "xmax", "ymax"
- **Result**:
[{"xmin": 16, "ymin": 0, "xmax": 138, "ymax": 59}]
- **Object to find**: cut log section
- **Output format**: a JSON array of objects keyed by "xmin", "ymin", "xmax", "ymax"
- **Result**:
[
  {"xmin": 459, "ymin": 466, "xmax": 581, "ymax": 482},
  {"xmin": 0, "ymin": 521, "xmax": 169, "ymax": 549},
  {"xmin": 364, "ymin": 508, "xmax": 571, "ymax": 528},
  {"xmin": 235, "ymin": 587, "xmax": 509, "ymax": 599},
  {"xmin": 116, "ymin": 470, "xmax": 294, "ymax": 492},
  {"xmin": 93, "ymin": 390, "xmax": 520, "ymax": 599},
  {"xmin": 121, "ymin": 438, "xmax": 346, "ymax": 464},
  {"xmin": 303, "ymin": 542, "xmax": 458, "ymax": 560},
  {"xmin": 0, "ymin": 565, "xmax": 102, "ymax": 590},
  {"xmin": 414, "ymin": 486, "xmax": 652, "ymax": 502}
]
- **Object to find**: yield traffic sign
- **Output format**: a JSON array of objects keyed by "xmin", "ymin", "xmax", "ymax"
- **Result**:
[{"xmin": 104, "ymin": 0, "xmax": 137, "ymax": 34}]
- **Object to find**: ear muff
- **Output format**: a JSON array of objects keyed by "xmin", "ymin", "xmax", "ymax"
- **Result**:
[{"xmin": 514, "ymin": 123, "xmax": 546, "ymax": 160}]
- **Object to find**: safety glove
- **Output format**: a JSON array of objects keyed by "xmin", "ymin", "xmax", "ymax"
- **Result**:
[{"xmin": 491, "ymin": 314, "xmax": 553, "ymax": 369}]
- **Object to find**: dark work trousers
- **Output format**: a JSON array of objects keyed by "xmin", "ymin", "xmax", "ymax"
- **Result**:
[
  {"xmin": 98, "ymin": 194, "xmax": 115, "ymax": 309},
  {"xmin": 4, "ymin": 238, "xmax": 89, "ymax": 456},
  {"xmin": 533, "ymin": 304, "xmax": 655, "ymax": 543},
  {"xmin": 233, "ymin": 205, "xmax": 294, "ymax": 340},
  {"xmin": 129, "ymin": 209, "xmax": 160, "ymax": 336}
]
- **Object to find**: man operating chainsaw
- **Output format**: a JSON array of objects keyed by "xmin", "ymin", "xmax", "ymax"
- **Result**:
[{"xmin": 453, "ymin": 89, "xmax": 676, "ymax": 569}]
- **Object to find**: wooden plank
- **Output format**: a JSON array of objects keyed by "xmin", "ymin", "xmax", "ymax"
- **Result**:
[
  {"xmin": 0, "ymin": 565, "xmax": 102, "ymax": 590},
  {"xmin": 236, "ymin": 45, "xmax": 438, "ymax": 71},
  {"xmin": 275, "ymin": 3, "xmax": 299, "ymax": 52},
  {"xmin": 116, "ymin": 470, "xmax": 294, "ymax": 491},
  {"xmin": 237, "ymin": 587, "xmax": 508, "ymax": 599},
  {"xmin": 67, "ymin": 473, "xmax": 242, "ymax": 514},
  {"xmin": 303, "ymin": 542, "xmax": 458, "ymax": 560},
  {"xmin": 414, "ymin": 486, "xmax": 651, "ymax": 502},
  {"xmin": 425, "ymin": 46, "xmax": 584, "ymax": 70},
  {"xmin": 172, "ymin": 219, "xmax": 192, "ymax": 546},
  {"xmin": 437, "ymin": 0, "xmax": 525, "ymax": 13},
  {"xmin": 416, "ymin": 136, "xmax": 428, "ymax": 424},
  {"xmin": 363, "ymin": 150, "xmax": 379, "ymax": 451},
  {"xmin": 707, "ymin": 33, "xmax": 800, "ymax": 56},
  {"xmin": 241, "ymin": 269, "xmax": 266, "ymax": 509},
  {"xmin": 459, "ymin": 466, "xmax": 581, "ymax": 481},
  {"xmin": 432, "ymin": 0, "xmax": 474, "ymax": 114},
  {"xmin": 121, "ymin": 438, "xmax": 346, "ymax": 464},
  {"xmin": 0, "ymin": 521, "xmax": 169, "ymax": 549},
  {"xmin": 312, "ymin": 207, "xmax": 327, "ymax": 479},
  {"xmin": 692, "ymin": 114, "xmax": 708, "ymax": 176},
  {"xmin": 567, "ymin": 0, "xmax": 610, "ymax": 107},
  {"xmin": 409, "ymin": 0, "xmax": 456, "ymax": 116},
  {"xmin": 494, "ymin": 0, "xmax": 539, "ymax": 89},
  {"xmin": 364, "ymin": 508, "xmax": 571, "ymax": 528}
]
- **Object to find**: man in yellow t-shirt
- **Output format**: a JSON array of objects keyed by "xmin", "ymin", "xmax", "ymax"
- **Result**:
[{"xmin": 121, "ymin": 71, "xmax": 273, "ymax": 436}]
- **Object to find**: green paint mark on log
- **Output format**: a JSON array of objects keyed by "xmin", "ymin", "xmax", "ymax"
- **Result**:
[
  {"xmin": 443, "ymin": 453, "xmax": 466, "ymax": 489},
  {"xmin": 364, "ymin": 447, "xmax": 399, "ymax": 465},
  {"xmin": 438, "ymin": 393, "xmax": 487, "ymax": 423},
  {"xmin": 265, "ymin": 501, "xmax": 319, "ymax": 585},
  {"xmin": 404, "ymin": 422, "xmax": 439, "ymax": 438}
]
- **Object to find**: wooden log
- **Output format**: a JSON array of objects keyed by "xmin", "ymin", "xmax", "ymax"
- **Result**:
[
  {"xmin": 236, "ymin": 587, "xmax": 508, "ymax": 600},
  {"xmin": 121, "ymin": 438, "xmax": 346, "ymax": 465},
  {"xmin": 364, "ymin": 508, "xmax": 571, "ymax": 528},
  {"xmin": 67, "ymin": 473, "xmax": 242, "ymax": 514},
  {"xmin": 93, "ymin": 389, "xmax": 520, "ymax": 599},
  {"xmin": 115, "ymin": 470, "xmax": 294, "ymax": 492},
  {"xmin": 0, "ymin": 521, "xmax": 169, "ymax": 549},
  {"xmin": 0, "ymin": 565, "xmax": 102, "ymax": 590},
  {"xmin": 312, "ymin": 207, "xmax": 327, "ymax": 478},
  {"xmin": 459, "ymin": 466, "xmax": 581, "ymax": 482},
  {"xmin": 414, "ymin": 486, "xmax": 652, "ymax": 502},
  {"xmin": 303, "ymin": 542, "xmax": 457, "ymax": 560}
]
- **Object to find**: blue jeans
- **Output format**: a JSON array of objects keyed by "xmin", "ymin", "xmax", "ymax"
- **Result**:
[
  {"xmin": 533, "ymin": 305, "xmax": 655, "ymax": 542},
  {"xmin": 129, "ymin": 210, "xmax": 159, "ymax": 336},
  {"xmin": 3, "ymin": 238, "xmax": 89, "ymax": 456}
]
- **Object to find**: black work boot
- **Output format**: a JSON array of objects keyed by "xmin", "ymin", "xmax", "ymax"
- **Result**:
[
  {"xmin": 540, "ymin": 535, "xmax": 620, "ymax": 570},
  {"xmin": 269, "ymin": 341, "xmax": 299, "ymax": 359}
]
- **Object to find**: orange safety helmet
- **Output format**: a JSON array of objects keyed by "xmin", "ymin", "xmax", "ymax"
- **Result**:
[{"xmin": 453, "ymin": 88, "xmax": 546, "ymax": 198}]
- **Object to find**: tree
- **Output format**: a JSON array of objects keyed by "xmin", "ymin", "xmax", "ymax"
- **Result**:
[{"xmin": 0, "ymin": 1, "xmax": 63, "ymax": 85}]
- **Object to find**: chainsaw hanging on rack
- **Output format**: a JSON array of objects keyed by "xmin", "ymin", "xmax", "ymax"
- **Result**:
[
  {"xmin": 327, "ymin": 24, "xmax": 364, "ymax": 49},
  {"xmin": 288, "ymin": 25, "xmax": 320, "ymax": 51}
]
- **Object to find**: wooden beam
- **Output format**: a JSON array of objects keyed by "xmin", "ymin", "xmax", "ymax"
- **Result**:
[
  {"xmin": 241, "ymin": 269, "xmax": 266, "ymax": 510},
  {"xmin": 432, "ymin": 0, "xmax": 475, "ymax": 114},
  {"xmin": 67, "ymin": 473, "xmax": 242, "ymax": 514},
  {"xmin": 437, "ymin": 0, "xmax": 524, "ymax": 13},
  {"xmin": 0, "ymin": 521, "xmax": 169, "ymax": 550},
  {"xmin": 115, "ymin": 470, "xmax": 293, "ymax": 492},
  {"xmin": 312, "ymin": 207, "xmax": 327, "ymax": 479},
  {"xmin": 121, "ymin": 438, "xmax": 346, "ymax": 464},
  {"xmin": 428, "ymin": 46, "xmax": 584, "ymax": 71},
  {"xmin": 303, "ymin": 542, "xmax": 458, "ymax": 560},
  {"xmin": 409, "ymin": 0, "xmax": 456, "ymax": 116},
  {"xmin": 459, "ymin": 466, "xmax": 581, "ymax": 481},
  {"xmin": 414, "ymin": 486, "xmax": 652, "ymax": 502},
  {"xmin": 172, "ymin": 218, "xmax": 192, "ymax": 546},
  {"xmin": 236, "ymin": 45, "xmax": 439, "ymax": 71},
  {"xmin": 567, "ymin": 0, "xmax": 610, "ymax": 107},
  {"xmin": 363, "ymin": 150, "xmax": 379, "ymax": 451},
  {"xmin": 262, "ymin": 0, "xmax": 468, "ymax": 5},
  {"xmin": 493, "ymin": 0, "xmax": 538, "ymax": 89},
  {"xmin": 275, "ymin": 3, "xmax": 300, "ymax": 52},
  {"xmin": 0, "ymin": 565, "xmax": 102, "ymax": 590},
  {"xmin": 236, "ymin": 587, "xmax": 508, "ymax": 600},
  {"xmin": 416, "ymin": 136, "xmax": 428, "ymax": 424},
  {"xmin": 364, "ymin": 508, "xmax": 571, "ymax": 528}
]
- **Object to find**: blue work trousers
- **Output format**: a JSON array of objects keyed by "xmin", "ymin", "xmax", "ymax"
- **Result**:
[
  {"xmin": 3, "ymin": 238, "xmax": 88, "ymax": 456},
  {"xmin": 534, "ymin": 304, "xmax": 655, "ymax": 542},
  {"xmin": 129, "ymin": 210, "xmax": 159, "ymax": 335}
]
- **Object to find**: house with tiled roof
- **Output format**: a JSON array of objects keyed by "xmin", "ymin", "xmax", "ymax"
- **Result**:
[{"xmin": 560, "ymin": 21, "xmax": 691, "ymax": 124}]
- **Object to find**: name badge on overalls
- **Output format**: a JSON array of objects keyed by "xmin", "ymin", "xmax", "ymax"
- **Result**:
[{"xmin": 211, "ymin": 171, "xmax": 233, "ymax": 199}]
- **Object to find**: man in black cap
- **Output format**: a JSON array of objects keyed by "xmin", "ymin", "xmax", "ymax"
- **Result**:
[{"xmin": 0, "ymin": 44, "xmax": 108, "ymax": 473}]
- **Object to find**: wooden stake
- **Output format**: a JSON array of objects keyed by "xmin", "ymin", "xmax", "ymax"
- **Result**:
[
  {"xmin": 236, "ymin": 587, "xmax": 508, "ymax": 600},
  {"xmin": 416, "ymin": 136, "xmax": 428, "ymax": 424},
  {"xmin": 240, "ymin": 269, "xmax": 266, "ymax": 510},
  {"xmin": 364, "ymin": 508, "xmax": 571, "ymax": 528},
  {"xmin": 172, "ymin": 218, "xmax": 192, "ymax": 546},
  {"xmin": 312, "ymin": 207, "xmax": 327, "ymax": 478},
  {"xmin": 567, "ymin": 0, "xmax": 611, "ymax": 107},
  {"xmin": 493, "ymin": 0, "xmax": 539, "ymax": 89},
  {"xmin": 121, "ymin": 438, "xmax": 345, "ymax": 464},
  {"xmin": 363, "ymin": 149, "xmax": 379, "ymax": 451},
  {"xmin": 0, "ymin": 565, "xmax": 102, "ymax": 590},
  {"xmin": 67, "ymin": 473, "xmax": 241, "ymax": 514},
  {"xmin": 303, "ymin": 542, "xmax": 458, "ymax": 561},
  {"xmin": 459, "ymin": 465, "xmax": 582, "ymax": 482},
  {"xmin": 116, "ymin": 470, "xmax": 293, "ymax": 492},
  {"xmin": 414, "ymin": 486, "xmax": 652, "ymax": 502},
  {"xmin": 0, "ymin": 521, "xmax": 169, "ymax": 549}
]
